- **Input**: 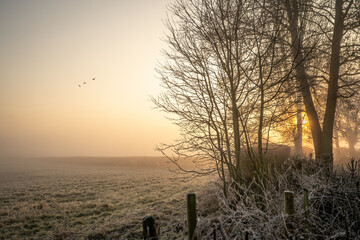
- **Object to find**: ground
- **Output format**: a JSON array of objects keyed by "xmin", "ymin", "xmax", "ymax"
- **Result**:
[{"xmin": 0, "ymin": 157, "xmax": 209, "ymax": 239}]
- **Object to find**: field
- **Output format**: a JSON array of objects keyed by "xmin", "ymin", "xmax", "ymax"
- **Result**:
[{"xmin": 0, "ymin": 157, "xmax": 210, "ymax": 239}]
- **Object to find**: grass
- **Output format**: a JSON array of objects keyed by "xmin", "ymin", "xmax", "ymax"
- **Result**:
[{"xmin": 0, "ymin": 157, "xmax": 208, "ymax": 239}]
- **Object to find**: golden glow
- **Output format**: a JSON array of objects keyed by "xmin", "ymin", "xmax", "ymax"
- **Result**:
[
  {"xmin": 274, "ymin": 107, "xmax": 312, "ymax": 148},
  {"xmin": 0, "ymin": 0, "xmax": 178, "ymax": 157}
]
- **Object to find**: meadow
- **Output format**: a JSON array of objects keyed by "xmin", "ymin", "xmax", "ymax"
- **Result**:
[{"xmin": 0, "ymin": 157, "xmax": 209, "ymax": 239}]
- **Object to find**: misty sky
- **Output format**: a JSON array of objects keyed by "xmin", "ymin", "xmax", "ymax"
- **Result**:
[{"xmin": 0, "ymin": 0, "xmax": 179, "ymax": 157}]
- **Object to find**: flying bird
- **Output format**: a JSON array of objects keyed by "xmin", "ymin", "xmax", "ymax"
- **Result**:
[{"xmin": 77, "ymin": 77, "xmax": 96, "ymax": 88}]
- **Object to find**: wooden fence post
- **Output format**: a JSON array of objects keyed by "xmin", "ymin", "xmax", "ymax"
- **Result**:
[
  {"xmin": 143, "ymin": 216, "xmax": 159, "ymax": 240},
  {"xmin": 212, "ymin": 225, "xmax": 216, "ymax": 240},
  {"xmin": 187, "ymin": 193, "xmax": 197, "ymax": 240},
  {"xmin": 244, "ymin": 231, "xmax": 249, "ymax": 240},
  {"xmin": 303, "ymin": 188, "xmax": 309, "ymax": 218},
  {"xmin": 284, "ymin": 191, "xmax": 295, "ymax": 235}
]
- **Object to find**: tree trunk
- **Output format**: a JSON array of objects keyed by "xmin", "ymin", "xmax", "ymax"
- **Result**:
[
  {"xmin": 284, "ymin": 0, "xmax": 345, "ymax": 171},
  {"xmin": 334, "ymin": 126, "xmax": 341, "ymax": 161},
  {"xmin": 348, "ymin": 138, "xmax": 356, "ymax": 158},
  {"xmin": 319, "ymin": 0, "xmax": 344, "ymax": 170},
  {"xmin": 294, "ymin": 93, "xmax": 303, "ymax": 155},
  {"xmin": 231, "ymin": 95, "xmax": 242, "ymax": 181},
  {"xmin": 258, "ymin": 65, "xmax": 265, "ymax": 172},
  {"xmin": 284, "ymin": 0, "xmax": 322, "ymax": 158},
  {"xmin": 346, "ymin": 115, "xmax": 357, "ymax": 158}
]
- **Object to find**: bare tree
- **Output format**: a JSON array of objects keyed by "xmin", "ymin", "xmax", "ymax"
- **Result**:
[
  {"xmin": 153, "ymin": 0, "xmax": 296, "ymax": 193},
  {"xmin": 335, "ymin": 94, "xmax": 360, "ymax": 159},
  {"xmin": 153, "ymin": 0, "xmax": 251, "ymax": 193},
  {"xmin": 281, "ymin": 0, "xmax": 360, "ymax": 170}
]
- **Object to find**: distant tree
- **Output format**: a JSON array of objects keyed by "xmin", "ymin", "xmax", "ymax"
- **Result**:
[
  {"xmin": 335, "ymin": 94, "xmax": 360, "ymax": 158},
  {"xmin": 275, "ymin": 97, "xmax": 311, "ymax": 155}
]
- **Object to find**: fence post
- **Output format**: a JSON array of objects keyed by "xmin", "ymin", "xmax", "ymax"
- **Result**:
[
  {"xmin": 284, "ymin": 191, "xmax": 295, "ymax": 236},
  {"xmin": 212, "ymin": 225, "xmax": 216, "ymax": 240},
  {"xmin": 143, "ymin": 216, "xmax": 159, "ymax": 240},
  {"xmin": 303, "ymin": 188, "xmax": 309, "ymax": 218},
  {"xmin": 244, "ymin": 231, "xmax": 249, "ymax": 240},
  {"xmin": 187, "ymin": 193, "xmax": 197, "ymax": 240}
]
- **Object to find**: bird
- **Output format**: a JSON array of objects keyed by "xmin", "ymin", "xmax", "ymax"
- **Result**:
[
  {"xmin": 92, "ymin": 77, "xmax": 96, "ymax": 80},
  {"xmin": 78, "ymin": 85, "xmax": 81, "ymax": 87},
  {"xmin": 83, "ymin": 82, "xmax": 86, "ymax": 84}
]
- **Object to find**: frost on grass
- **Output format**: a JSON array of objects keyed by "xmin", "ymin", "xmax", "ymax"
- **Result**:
[
  {"xmin": 196, "ymin": 157, "xmax": 360, "ymax": 239},
  {"xmin": 0, "ymin": 160, "xmax": 207, "ymax": 240}
]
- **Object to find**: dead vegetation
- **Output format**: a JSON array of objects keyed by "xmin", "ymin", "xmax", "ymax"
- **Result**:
[{"xmin": 196, "ymin": 157, "xmax": 360, "ymax": 239}]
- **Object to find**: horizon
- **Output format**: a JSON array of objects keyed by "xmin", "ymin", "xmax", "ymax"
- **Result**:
[{"xmin": 1, "ymin": 155, "xmax": 167, "ymax": 159}]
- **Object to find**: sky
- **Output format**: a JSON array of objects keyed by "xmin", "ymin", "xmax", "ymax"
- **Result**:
[{"xmin": 0, "ymin": 0, "xmax": 179, "ymax": 157}]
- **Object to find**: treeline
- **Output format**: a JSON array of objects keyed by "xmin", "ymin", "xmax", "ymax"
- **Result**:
[{"xmin": 153, "ymin": 0, "xmax": 360, "ymax": 191}]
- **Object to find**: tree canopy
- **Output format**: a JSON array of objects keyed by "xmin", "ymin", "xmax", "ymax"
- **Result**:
[{"xmin": 154, "ymin": 0, "xmax": 360, "ymax": 189}]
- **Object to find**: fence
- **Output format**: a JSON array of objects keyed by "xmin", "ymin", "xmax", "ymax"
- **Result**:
[{"xmin": 142, "ymin": 190, "xmax": 309, "ymax": 240}]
